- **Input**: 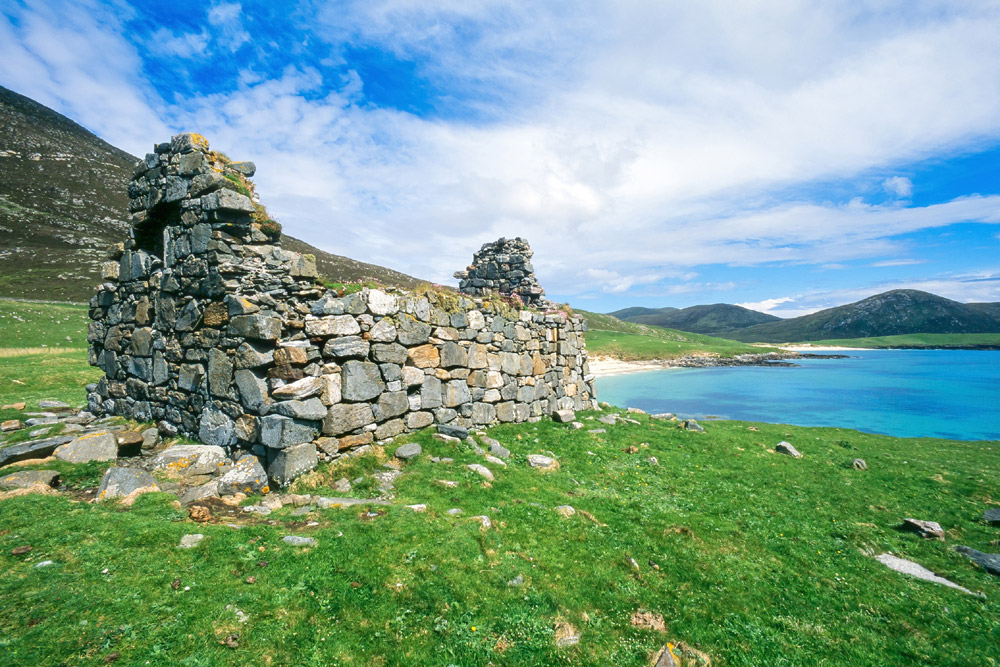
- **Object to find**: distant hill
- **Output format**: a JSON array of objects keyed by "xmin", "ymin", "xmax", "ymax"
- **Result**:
[
  {"xmin": 0, "ymin": 85, "xmax": 422, "ymax": 302},
  {"xmin": 725, "ymin": 289, "xmax": 1000, "ymax": 343},
  {"xmin": 621, "ymin": 303, "xmax": 781, "ymax": 336},
  {"xmin": 607, "ymin": 306, "xmax": 677, "ymax": 320}
]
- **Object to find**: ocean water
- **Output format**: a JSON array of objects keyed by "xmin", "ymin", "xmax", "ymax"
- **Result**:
[{"xmin": 594, "ymin": 349, "xmax": 1000, "ymax": 441}]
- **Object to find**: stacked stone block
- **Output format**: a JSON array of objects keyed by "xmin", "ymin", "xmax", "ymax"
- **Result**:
[
  {"xmin": 87, "ymin": 134, "xmax": 596, "ymax": 486},
  {"xmin": 454, "ymin": 237, "xmax": 549, "ymax": 307}
]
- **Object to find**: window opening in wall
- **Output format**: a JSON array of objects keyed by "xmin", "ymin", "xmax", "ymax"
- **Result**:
[{"xmin": 133, "ymin": 202, "xmax": 179, "ymax": 259}]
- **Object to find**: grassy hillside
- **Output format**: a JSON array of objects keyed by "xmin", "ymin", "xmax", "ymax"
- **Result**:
[
  {"xmin": 727, "ymin": 290, "xmax": 1000, "ymax": 343},
  {"xmin": 623, "ymin": 303, "xmax": 780, "ymax": 336},
  {"xmin": 0, "ymin": 85, "xmax": 423, "ymax": 302},
  {"xmin": 3, "ymin": 411, "xmax": 999, "ymax": 665},
  {"xmin": 801, "ymin": 333, "xmax": 1000, "ymax": 349},
  {"xmin": 578, "ymin": 309, "xmax": 776, "ymax": 360}
]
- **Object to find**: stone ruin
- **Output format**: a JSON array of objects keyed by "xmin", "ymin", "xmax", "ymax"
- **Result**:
[
  {"xmin": 454, "ymin": 237, "xmax": 548, "ymax": 308},
  {"xmin": 86, "ymin": 133, "xmax": 597, "ymax": 486}
]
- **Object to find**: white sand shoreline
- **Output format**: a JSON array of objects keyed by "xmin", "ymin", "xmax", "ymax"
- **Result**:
[
  {"xmin": 588, "ymin": 356, "xmax": 673, "ymax": 377},
  {"xmin": 778, "ymin": 345, "xmax": 867, "ymax": 352}
]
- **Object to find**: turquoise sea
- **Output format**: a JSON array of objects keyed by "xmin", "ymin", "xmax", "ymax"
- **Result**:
[{"xmin": 594, "ymin": 349, "xmax": 1000, "ymax": 441}]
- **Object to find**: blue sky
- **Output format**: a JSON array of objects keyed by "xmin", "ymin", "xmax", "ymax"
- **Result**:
[{"xmin": 2, "ymin": 0, "xmax": 999, "ymax": 317}]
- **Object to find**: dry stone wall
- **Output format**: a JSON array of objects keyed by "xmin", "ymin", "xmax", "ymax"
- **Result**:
[
  {"xmin": 454, "ymin": 237, "xmax": 548, "ymax": 307},
  {"xmin": 87, "ymin": 134, "xmax": 596, "ymax": 486}
]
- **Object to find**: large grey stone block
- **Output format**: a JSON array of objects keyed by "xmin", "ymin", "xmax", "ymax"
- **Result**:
[{"xmin": 269, "ymin": 442, "xmax": 318, "ymax": 486}]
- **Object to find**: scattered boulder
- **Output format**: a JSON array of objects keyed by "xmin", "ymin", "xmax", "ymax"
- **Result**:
[
  {"xmin": 115, "ymin": 430, "xmax": 145, "ymax": 456},
  {"xmin": 554, "ymin": 505, "xmax": 575, "ymax": 518},
  {"xmin": 852, "ymin": 458, "xmax": 868, "ymax": 470},
  {"xmin": 553, "ymin": 621, "xmax": 580, "ymax": 647},
  {"xmin": 902, "ymin": 518, "xmax": 945, "ymax": 540},
  {"xmin": 484, "ymin": 455, "xmax": 507, "ymax": 468},
  {"xmin": 269, "ymin": 443, "xmax": 318, "ymax": 487},
  {"xmin": 283, "ymin": 535, "xmax": 316, "ymax": 547},
  {"xmin": 466, "ymin": 464, "xmax": 494, "ymax": 481},
  {"xmin": 630, "ymin": 610, "xmax": 666, "ymax": 632},
  {"xmin": 682, "ymin": 420, "xmax": 704, "ymax": 432},
  {"xmin": 96, "ymin": 467, "xmax": 159, "ymax": 503},
  {"xmin": 217, "ymin": 454, "xmax": 268, "ymax": 495},
  {"xmin": 1, "ymin": 419, "xmax": 22, "ymax": 432},
  {"xmin": 984, "ymin": 508, "xmax": 1000, "ymax": 525},
  {"xmin": 0, "ymin": 469, "xmax": 60, "ymax": 490},
  {"xmin": 437, "ymin": 423, "xmax": 469, "ymax": 440},
  {"xmin": 955, "ymin": 546, "xmax": 1000, "ymax": 577},
  {"xmin": 480, "ymin": 437, "xmax": 510, "ymax": 459},
  {"xmin": 552, "ymin": 408, "xmax": 576, "ymax": 423},
  {"xmin": 775, "ymin": 441, "xmax": 802, "ymax": 458},
  {"xmin": 140, "ymin": 427, "xmax": 161, "ymax": 455},
  {"xmin": 0, "ymin": 435, "xmax": 73, "ymax": 467},
  {"xmin": 1, "ymin": 402, "xmax": 26, "ymax": 410},
  {"xmin": 178, "ymin": 534, "xmax": 204, "ymax": 549},
  {"xmin": 394, "ymin": 443, "xmax": 422, "ymax": 461},
  {"xmin": 179, "ymin": 482, "xmax": 220, "ymax": 506},
  {"xmin": 527, "ymin": 454, "xmax": 559, "ymax": 471},
  {"xmin": 38, "ymin": 400, "xmax": 70, "ymax": 409},
  {"xmin": 875, "ymin": 553, "xmax": 979, "ymax": 595},
  {"xmin": 598, "ymin": 414, "xmax": 618, "ymax": 426},
  {"xmin": 54, "ymin": 431, "xmax": 118, "ymax": 463},
  {"xmin": 333, "ymin": 477, "xmax": 351, "ymax": 493},
  {"xmin": 150, "ymin": 444, "xmax": 228, "ymax": 480},
  {"xmin": 470, "ymin": 515, "xmax": 492, "ymax": 530},
  {"xmin": 651, "ymin": 413, "xmax": 675, "ymax": 421}
]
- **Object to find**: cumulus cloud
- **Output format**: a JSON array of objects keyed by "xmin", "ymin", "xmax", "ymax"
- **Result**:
[
  {"xmin": 736, "ymin": 296, "xmax": 798, "ymax": 315},
  {"xmin": 2, "ymin": 0, "xmax": 1000, "ymax": 308}
]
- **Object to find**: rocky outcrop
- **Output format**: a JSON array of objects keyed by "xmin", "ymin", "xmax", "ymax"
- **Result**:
[
  {"xmin": 454, "ymin": 237, "xmax": 548, "ymax": 307},
  {"xmin": 87, "ymin": 134, "xmax": 596, "ymax": 486}
]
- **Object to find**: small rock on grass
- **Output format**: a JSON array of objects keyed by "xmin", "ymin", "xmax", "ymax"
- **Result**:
[
  {"xmin": 54, "ymin": 431, "xmax": 118, "ymax": 463},
  {"xmin": 875, "ymin": 553, "xmax": 979, "ymax": 595},
  {"xmin": 466, "ymin": 464, "xmax": 494, "ymax": 481},
  {"xmin": 984, "ymin": 508, "xmax": 1000, "ymax": 525},
  {"xmin": 404, "ymin": 504, "xmax": 427, "ymax": 512},
  {"xmin": 283, "ymin": 535, "xmax": 316, "ymax": 547},
  {"xmin": 955, "ymin": 546, "xmax": 1000, "ymax": 577},
  {"xmin": 1, "ymin": 419, "xmax": 23, "ymax": 432},
  {"xmin": 178, "ymin": 534, "xmax": 204, "ymax": 549},
  {"xmin": 35, "ymin": 560, "xmax": 56, "ymax": 568},
  {"xmin": 682, "ymin": 420, "xmax": 704, "ymax": 432},
  {"xmin": 394, "ymin": 443, "xmax": 422, "ymax": 461},
  {"xmin": 333, "ymin": 477, "xmax": 351, "ymax": 493},
  {"xmin": 775, "ymin": 441, "xmax": 802, "ymax": 457},
  {"xmin": 552, "ymin": 408, "xmax": 576, "ymax": 423},
  {"xmin": 554, "ymin": 505, "xmax": 576, "ymax": 518},
  {"xmin": 507, "ymin": 574, "xmax": 524, "ymax": 586},
  {"xmin": 470, "ymin": 515, "xmax": 492, "ymax": 530},
  {"xmin": 484, "ymin": 455, "xmax": 507, "ymax": 468},
  {"xmin": 1, "ymin": 402, "xmax": 26, "ymax": 410},
  {"xmin": 527, "ymin": 454, "xmax": 559, "ymax": 471},
  {"xmin": 96, "ymin": 467, "xmax": 159, "ymax": 503},
  {"xmin": 553, "ymin": 622, "xmax": 580, "ymax": 647},
  {"xmin": 852, "ymin": 458, "xmax": 868, "ymax": 470},
  {"xmin": 0, "ymin": 470, "xmax": 60, "ymax": 490},
  {"xmin": 902, "ymin": 518, "xmax": 945, "ymax": 540}
]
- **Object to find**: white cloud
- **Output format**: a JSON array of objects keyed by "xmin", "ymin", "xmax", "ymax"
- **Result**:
[
  {"xmin": 871, "ymin": 258, "xmax": 925, "ymax": 267},
  {"xmin": 3, "ymin": 1, "xmax": 1000, "ymax": 306},
  {"xmin": 883, "ymin": 176, "xmax": 913, "ymax": 198},
  {"xmin": 736, "ymin": 296, "xmax": 797, "ymax": 315},
  {"xmin": 149, "ymin": 28, "xmax": 210, "ymax": 59}
]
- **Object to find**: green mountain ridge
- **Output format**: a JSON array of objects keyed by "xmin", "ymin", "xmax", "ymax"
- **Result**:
[
  {"xmin": 725, "ymin": 289, "xmax": 1000, "ymax": 343},
  {"xmin": 0, "ymin": 85, "xmax": 423, "ymax": 302},
  {"xmin": 619, "ymin": 303, "xmax": 781, "ymax": 336}
]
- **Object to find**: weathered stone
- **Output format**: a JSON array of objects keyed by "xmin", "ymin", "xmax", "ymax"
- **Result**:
[
  {"xmin": 282, "ymin": 535, "xmax": 316, "ymax": 547},
  {"xmin": 437, "ymin": 423, "xmax": 469, "ymax": 439},
  {"xmin": 323, "ymin": 336, "xmax": 369, "ymax": 359},
  {"xmin": 983, "ymin": 508, "xmax": 1000, "ymax": 525},
  {"xmin": 775, "ymin": 441, "xmax": 802, "ymax": 457},
  {"xmin": 234, "ymin": 369, "xmax": 271, "ymax": 414},
  {"xmin": 320, "ymin": 373, "xmax": 342, "ymax": 405},
  {"xmin": 305, "ymin": 315, "xmax": 361, "ymax": 337},
  {"xmin": 234, "ymin": 342, "xmax": 273, "ymax": 369},
  {"xmin": 955, "ymin": 546, "xmax": 1000, "ymax": 577},
  {"xmin": 341, "ymin": 360, "xmax": 384, "ymax": 401},
  {"xmin": 552, "ymin": 408, "xmax": 576, "ymax": 423},
  {"xmin": 466, "ymin": 463, "xmax": 494, "ymax": 481},
  {"xmin": 151, "ymin": 444, "xmax": 228, "ymax": 478},
  {"xmin": 397, "ymin": 318, "xmax": 432, "ymax": 346},
  {"xmin": 406, "ymin": 411, "xmax": 434, "ymax": 429},
  {"xmin": 443, "ymin": 380, "xmax": 472, "ymax": 407},
  {"xmin": 682, "ymin": 419, "xmax": 704, "ymax": 432},
  {"xmin": 407, "ymin": 344, "xmax": 440, "ymax": 369},
  {"xmin": 269, "ymin": 443, "xmax": 318, "ymax": 486},
  {"xmin": 323, "ymin": 403, "xmax": 375, "ymax": 436},
  {"xmin": 875, "ymin": 553, "xmax": 977, "ymax": 595},
  {"xmin": 207, "ymin": 348, "xmax": 233, "ymax": 397},
  {"xmin": 198, "ymin": 408, "xmax": 236, "ymax": 447},
  {"xmin": 368, "ymin": 318, "xmax": 397, "ymax": 342},
  {"xmin": 96, "ymin": 467, "xmax": 159, "ymax": 502},
  {"xmin": 367, "ymin": 290, "xmax": 398, "ymax": 316},
  {"xmin": 394, "ymin": 443, "xmax": 422, "ymax": 461},
  {"xmin": 852, "ymin": 458, "xmax": 868, "ymax": 470},
  {"xmin": 54, "ymin": 431, "xmax": 118, "ymax": 463},
  {"xmin": 178, "ymin": 534, "xmax": 204, "ymax": 549},
  {"xmin": 272, "ymin": 376, "xmax": 323, "ymax": 400},
  {"xmin": 374, "ymin": 391, "xmax": 408, "ymax": 421},
  {"xmin": 229, "ymin": 314, "xmax": 281, "ymax": 340},
  {"xmin": 0, "ymin": 470, "xmax": 60, "ymax": 490},
  {"xmin": 273, "ymin": 398, "xmax": 326, "ymax": 420},
  {"xmin": 527, "ymin": 454, "xmax": 559, "ymax": 471},
  {"xmin": 375, "ymin": 419, "xmax": 405, "ymax": 440},
  {"xmin": 1, "ymin": 419, "xmax": 22, "ymax": 432},
  {"xmin": 260, "ymin": 416, "xmax": 319, "ymax": 449},
  {"xmin": 902, "ymin": 518, "xmax": 945, "ymax": 540},
  {"xmin": 371, "ymin": 343, "xmax": 407, "ymax": 364}
]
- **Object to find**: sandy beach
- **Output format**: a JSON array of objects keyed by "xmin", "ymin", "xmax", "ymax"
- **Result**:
[
  {"xmin": 588, "ymin": 356, "xmax": 673, "ymax": 377},
  {"xmin": 778, "ymin": 344, "xmax": 867, "ymax": 352}
]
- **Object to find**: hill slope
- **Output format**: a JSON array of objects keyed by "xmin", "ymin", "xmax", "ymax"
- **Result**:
[
  {"xmin": 0, "ymin": 85, "xmax": 422, "ymax": 302},
  {"xmin": 607, "ymin": 306, "xmax": 677, "ymax": 320},
  {"xmin": 622, "ymin": 303, "xmax": 781, "ymax": 336},
  {"xmin": 727, "ymin": 289, "xmax": 1000, "ymax": 343}
]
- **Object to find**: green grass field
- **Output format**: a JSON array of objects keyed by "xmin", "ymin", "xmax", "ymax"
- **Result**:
[
  {"xmin": 577, "ymin": 310, "xmax": 776, "ymax": 360},
  {"xmin": 802, "ymin": 333, "xmax": 1000, "ymax": 349},
  {"xmin": 2, "ymin": 301, "xmax": 1000, "ymax": 665},
  {"xmin": 0, "ymin": 299, "xmax": 99, "ymax": 408}
]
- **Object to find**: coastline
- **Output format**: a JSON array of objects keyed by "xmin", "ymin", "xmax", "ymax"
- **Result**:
[{"xmin": 589, "ymin": 350, "xmax": 850, "ymax": 377}]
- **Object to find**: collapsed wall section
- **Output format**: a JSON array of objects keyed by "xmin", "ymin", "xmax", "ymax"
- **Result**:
[{"xmin": 87, "ymin": 134, "xmax": 596, "ymax": 486}]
